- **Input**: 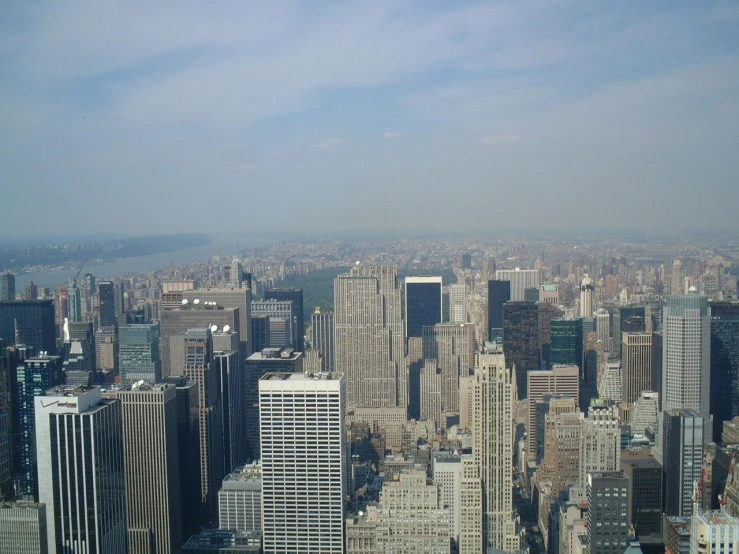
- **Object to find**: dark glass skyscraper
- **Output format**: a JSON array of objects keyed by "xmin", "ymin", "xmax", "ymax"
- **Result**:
[
  {"xmin": 265, "ymin": 288, "xmax": 304, "ymax": 351},
  {"xmin": 710, "ymin": 302, "xmax": 739, "ymax": 441},
  {"xmin": 502, "ymin": 301, "xmax": 539, "ymax": 399},
  {"xmin": 98, "ymin": 281, "xmax": 117, "ymax": 328},
  {"xmin": 0, "ymin": 273, "xmax": 15, "ymax": 301},
  {"xmin": 404, "ymin": 277, "xmax": 442, "ymax": 339},
  {"xmin": 487, "ymin": 280, "xmax": 511, "ymax": 344},
  {"xmin": 551, "ymin": 318, "xmax": 584, "ymax": 372},
  {"xmin": 0, "ymin": 300, "xmax": 57, "ymax": 355}
]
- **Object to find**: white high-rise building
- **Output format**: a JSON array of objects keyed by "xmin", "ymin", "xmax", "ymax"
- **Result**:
[
  {"xmin": 334, "ymin": 265, "xmax": 406, "ymax": 409},
  {"xmin": 661, "ymin": 294, "xmax": 711, "ymax": 435},
  {"xmin": 218, "ymin": 463, "xmax": 261, "ymax": 532},
  {"xmin": 595, "ymin": 309, "xmax": 611, "ymax": 352},
  {"xmin": 259, "ymin": 372, "xmax": 347, "ymax": 554},
  {"xmin": 632, "ymin": 391, "xmax": 659, "ymax": 436},
  {"xmin": 35, "ymin": 386, "xmax": 126, "ymax": 554},
  {"xmin": 578, "ymin": 406, "xmax": 621, "ymax": 488},
  {"xmin": 471, "ymin": 348, "xmax": 521, "ymax": 552},
  {"xmin": 579, "ymin": 275, "xmax": 594, "ymax": 318},
  {"xmin": 495, "ymin": 268, "xmax": 540, "ymax": 302},
  {"xmin": 432, "ymin": 453, "xmax": 462, "ymax": 541},
  {"xmin": 449, "ymin": 284, "xmax": 467, "ymax": 323}
]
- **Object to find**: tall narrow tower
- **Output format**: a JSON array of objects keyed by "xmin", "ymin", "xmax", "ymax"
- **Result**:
[
  {"xmin": 662, "ymin": 293, "xmax": 711, "ymax": 435},
  {"xmin": 334, "ymin": 265, "xmax": 406, "ymax": 409},
  {"xmin": 579, "ymin": 274, "xmax": 594, "ymax": 318},
  {"xmin": 471, "ymin": 347, "xmax": 521, "ymax": 552},
  {"xmin": 259, "ymin": 372, "xmax": 347, "ymax": 554}
]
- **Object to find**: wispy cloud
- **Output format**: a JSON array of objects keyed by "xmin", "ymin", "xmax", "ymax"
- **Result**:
[
  {"xmin": 312, "ymin": 137, "xmax": 342, "ymax": 148},
  {"xmin": 382, "ymin": 131, "xmax": 404, "ymax": 140}
]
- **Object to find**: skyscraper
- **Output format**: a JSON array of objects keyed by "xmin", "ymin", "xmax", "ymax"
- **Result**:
[
  {"xmin": 405, "ymin": 276, "xmax": 443, "ymax": 338},
  {"xmin": 118, "ymin": 323, "xmax": 162, "ymax": 384},
  {"xmin": 334, "ymin": 265, "xmax": 406, "ymax": 410},
  {"xmin": 0, "ymin": 300, "xmax": 57, "ymax": 355},
  {"xmin": 538, "ymin": 302, "xmax": 564, "ymax": 369},
  {"xmin": 218, "ymin": 463, "xmax": 262, "ymax": 532},
  {"xmin": 586, "ymin": 471, "xmax": 630, "ymax": 554},
  {"xmin": 487, "ymin": 280, "xmax": 510, "ymax": 344},
  {"xmin": 612, "ymin": 305, "xmax": 646, "ymax": 358},
  {"xmin": 67, "ymin": 281, "xmax": 82, "ymax": 323},
  {"xmin": 251, "ymin": 299, "xmax": 297, "ymax": 350},
  {"xmin": 422, "ymin": 322, "xmax": 475, "ymax": 421},
  {"xmin": 621, "ymin": 333, "xmax": 652, "ymax": 407},
  {"xmin": 710, "ymin": 301, "xmax": 739, "ymax": 441},
  {"xmin": 663, "ymin": 409, "xmax": 704, "ymax": 517},
  {"xmin": 14, "ymin": 352, "xmax": 63, "ymax": 498},
  {"xmin": 264, "ymin": 288, "xmax": 304, "ymax": 352},
  {"xmin": 471, "ymin": 348, "xmax": 521, "ymax": 552},
  {"xmin": 0, "ymin": 273, "xmax": 15, "ymax": 301},
  {"xmin": 259, "ymin": 372, "xmax": 347, "ymax": 554},
  {"xmin": 0, "ymin": 502, "xmax": 47, "ymax": 554},
  {"xmin": 502, "ymin": 301, "xmax": 539, "ymax": 399},
  {"xmin": 178, "ymin": 328, "xmax": 225, "ymax": 518},
  {"xmin": 311, "ymin": 308, "xmax": 334, "ymax": 373},
  {"xmin": 182, "ymin": 288, "xmax": 253, "ymax": 357},
  {"xmin": 35, "ymin": 386, "xmax": 126, "ymax": 554},
  {"xmin": 114, "ymin": 382, "xmax": 182, "ymax": 554},
  {"xmin": 250, "ymin": 314, "xmax": 270, "ymax": 353},
  {"xmin": 449, "ymin": 283, "xmax": 467, "ymax": 324},
  {"xmin": 495, "ymin": 268, "xmax": 540, "ymax": 302},
  {"xmin": 579, "ymin": 274, "xmax": 594, "ymax": 318},
  {"xmin": 98, "ymin": 280, "xmax": 117, "ymax": 328},
  {"xmin": 526, "ymin": 365, "xmax": 579, "ymax": 463},
  {"xmin": 579, "ymin": 406, "xmax": 621, "ymax": 488},
  {"xmin": 662, "ymin": 294, "xmax": 711, "ymax": 436},
  {"xmin": 551, "ymin": 318, "xmax": 584, "ymax": 372}
]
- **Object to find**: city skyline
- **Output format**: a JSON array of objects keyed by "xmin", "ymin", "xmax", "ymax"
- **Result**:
[{"xmin": 1, "ymin": 2, "xmax": 738, "ymax": 237}]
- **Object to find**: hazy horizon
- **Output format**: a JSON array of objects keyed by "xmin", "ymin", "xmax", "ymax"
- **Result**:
[{"xmin": 2, "ymin": 1, "xmax": 738, "ymax": 237}]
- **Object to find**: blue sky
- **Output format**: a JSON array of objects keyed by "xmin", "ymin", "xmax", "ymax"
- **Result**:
[{"xmin": 1, "ymin": 1, "xmax": 738, "ymax": 237}]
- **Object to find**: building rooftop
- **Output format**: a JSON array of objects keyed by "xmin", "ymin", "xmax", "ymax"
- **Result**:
[
  {"xmin": 44, "ymin": 384, "xmax": 97, "ymax": 397},
  {"xmin": 261, "ymin": 371, "xmax": 339, "ymax": 382}
]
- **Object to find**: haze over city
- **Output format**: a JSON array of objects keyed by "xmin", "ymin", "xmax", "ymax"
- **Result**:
[{"xmin": 2, "ymin": 1, "xmax": 739, "ymax": 237}]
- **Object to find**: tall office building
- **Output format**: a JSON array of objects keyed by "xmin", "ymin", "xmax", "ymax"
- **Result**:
[
  {"xmin": 502, "ymin": 301, "xmax": 539, "ymax": 399},
  {"xmin": 67, "ymin": 281, "xmax": 82, "ymax": 323},
  {"xmin": 632, "ymin": 391, "xmax": 659, "ymax": 436},
  {"xmin": 251, "ymin": 299, "xmax": 297, "ymax": 350},
  {"xmin": 495, "ymin": 268, "xmax": 539, "ymax": 302},
  {"xmin": 228, "ymin": 258, "xmax": 245, "ymax": 289},
  {"xmin": 334, "ymin": 265, "xmax": 406, "ymax": 409},
  {"xmin": 0, "ymin": 411, "xmax": 10, "ymax": 498},
  {"xmin": 449, "ymin": 283, "xmax": 467, "ymax": 324},
  {"xmin": 551, "ymin": 319, "xmax": 584, "ymax": 372},
  {"xmin": 458, "ymin": 458, "xmax": 483, "ymax": 554},
  {"xmin": 14, "ymin": 352, "xmax": 63, "ymax": 498},
  {"xmin": 244, "ymin": 348, "xmax": 303, "ymax": 458},
  {"xmin": 0, "ymin": 502, "xmax": 47, "ymax": 554},
  {"xmin": 405, "ymin": 276, "xmax": 443, "ymax": 338},
  {"xmin": 662, "ymin": 294, "xmax": 711, "ymax": 436},
  {"xmin": 586, "ymin": 471, "xmax": 630, "ymax": 554},
  {"xmin": 471, "ymin": 348, "xmax": 521, "ymax": 552},
  {"xmin": 422, "ymin": 322, "xmax": 475, "ymax": 419},
  {"xmin": 250, "ymin": 313, "xmax": 271, "ymax": 353},
  {"xmin": 595, "ymin": 309, "xmax": 611, "ymax": 352},
  {"xmin": 663, "ymin": 409, "xmax": 704, "ymax": 517},
  {"xmin": 652, "ymin": 331, "xmax": 663, "ymax": 402},
  {"xmin": 672, "ymin": 260, "xmax": 683, "ymax": 295},
  {"xmin": 538, "ymin": 302, "xmax": 564, "ymax": 369},
  {"xmin": 527, "ymin": 365, "xmax": 579, "ymax": 463},
  {"xmin": 621, "ymin": 455, "xmax": 663, "ymax": 542},
  {"xmin": 375, "ymin": 471, "xmax": 452, "ymax": 554},
  {"xmin": 182, "ymin": 288, "xmax": 253, "ymax": 357},
  {"xmin": 118, "ymin": 323, "xmax": 162, "ymax": 384},
  {"xmin": 160, "ymin": 304, "xmax": 239, "ymax": 378},
  {"xmin": 612, "ymin": 305, "xmax": 646, "ymax": 358},
  {"xmin": 420, "ymin": 359, "xmax": 442, "ymax": 427},
  {"xmin": 98, "ymin": 280, "xmax": 117, "ymax": 328},
  {"xmin": 311, "ymin": 308, "xmax": 334, "ymax": 373},
  {"xmin": 115, "ymin": 382, "xmax": 182, "ymax": 554},
  {"xmin": 218, "ymin": 463, "xmax": 261, "ymax": 532},
  {"xmin": 259, "ymin": 372, "xmax": 347, "ymax": 554},
  {"xmin": 94, "ymin": 325, "xmax": 117, "ymax": 373},
  {"xmin": 579, "ymin": 406, "xmax": 621, "ymax": 488},
  {"xmin": 0, "ymin": 300, "xmax": 57, "ymax": 355},
  {"xmin": 35, "ymin": 386, "xmax": 126, "ymax": 554},
  {"xmin": 579, "ymin": 275, "xmax": 594, "ymax": 318},
  {"xmin": 213, "ymin": 341, "xmax": 244, "ymax": 472},
  {"xmin": 0, "ymin": 273, "xmax": 15, "ymax": 301},
  {"xmin": 710, "ymin": 301, "xmax": 739, "ymax": 442},
  {"xmin": 24, "ymin": 281, "xmax": 38, "ymax": 301},
  {"xmin": 621, "ymin": 333, "xmax": 653, "ymax": 407},
  {"xmin": 178, "ymin": 328, "xmax": 224, "ymax": 518},
  {"xmin": 487, "ymin": 280, "xmax": 510, "ymax": 344},
  {"xmin": 537, "ymin": 408, "xmax": 583, "ymax": 497},
  {"xmin": 265, "ymin": 288, "xmax": 304, "ymax": 352}
]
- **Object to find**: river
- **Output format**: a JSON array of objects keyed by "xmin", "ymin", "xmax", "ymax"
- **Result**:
[{"xmin": 13, "ymin": 238, "xmax": 244, "ymax": 290}]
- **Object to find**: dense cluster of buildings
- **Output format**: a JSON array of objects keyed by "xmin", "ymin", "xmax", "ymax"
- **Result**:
[{"xmin": 1, "ymin": 236, "xmax": 739, "ymax": 553}]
